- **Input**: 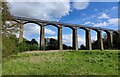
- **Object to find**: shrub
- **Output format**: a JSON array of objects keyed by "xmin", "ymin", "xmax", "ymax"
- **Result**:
[
  {"xmin": 17, "ymin": 39, "xmax": 39, "ymax": 51},
  {"xmin": 29, "ymin": 44, "xmax": 39, "ymax": 51},
  {"xmin": 2, "ymin": 35, "xmax": 18, "ymax": 57},
  {"xmin": 17, "ymin": 42, "xmax": 30, "ymax": 52}
]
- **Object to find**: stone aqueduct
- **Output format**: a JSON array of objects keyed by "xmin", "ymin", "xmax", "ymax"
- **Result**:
[{"xmin": 11, "ymin": 16, "xmax": 119, "ymax": 50}]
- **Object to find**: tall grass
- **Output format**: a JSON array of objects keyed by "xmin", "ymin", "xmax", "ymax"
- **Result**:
[{"xmin": 2, "ymin": 50, "xmax": 119, "ymax": 75}]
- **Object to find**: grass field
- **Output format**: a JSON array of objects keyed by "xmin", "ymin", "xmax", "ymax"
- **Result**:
[{"xmin": 2, "ymin": 50, "xmax": 119, "ymax": 75}]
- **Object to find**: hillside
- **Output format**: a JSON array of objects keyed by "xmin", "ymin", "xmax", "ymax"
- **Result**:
[{"xmin": 2, "ymin": 50, "xmax": 119, "ymax": 75}]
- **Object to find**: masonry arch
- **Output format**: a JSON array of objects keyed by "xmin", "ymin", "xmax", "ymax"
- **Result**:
[
  {"xmin": 101, "ymin": 30, "xmax": 113, "ymax": 49},
  {"xmin": 44, "ymin": 23, "xmax": 60, "ymax": 28},
  {"xmin": 44, "ymin": 24, "xmax": 59, "ymax": 50},
  {"xmin": 23, "ymin": 23, "xmax": 41, "ymax": 49},
  {"xmin": 91, "ymin": 29, "xmax": 104, "ymax": 50},
  {"xmin": 24, "ymin": 21, "xmax": 42, "ymax": 26},
  {"xmin": 101, "ymin": 31, "xmax": 108, "ymax": 49},
  {"xmin": 91, "ymin": 29, "xmax": 98, "ymax": 50},
  {"xmin": 78, "ymin": 27, "xmax": 86, "ymax": 50},
  {"xmin": 62, "ymin": 26, "xmax": 74, "ymax": 50}
]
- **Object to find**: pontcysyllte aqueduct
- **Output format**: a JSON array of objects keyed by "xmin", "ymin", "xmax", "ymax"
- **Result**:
[{"xmin": 11, "ymin": 16, "xmax": 120, "ymax": 50}]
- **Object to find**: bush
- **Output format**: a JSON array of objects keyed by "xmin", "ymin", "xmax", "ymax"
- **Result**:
[
  {"xmin": 2, "ymin": 35, "xmax": 39, "ymax": 58},
  {"xmin": 17, "ymin": 39, "xmax": 39, "ymax": 51},
  {"xmin": 29, "ymin": 44, "xmax": 39, "ymax": 51},
  {"xmin": 2, "ymin": 35, "xmax": 18, "ymax": 57},
  {"xmin": 17, "ymin": 42, "xmax": 30, "ymax": 52}
]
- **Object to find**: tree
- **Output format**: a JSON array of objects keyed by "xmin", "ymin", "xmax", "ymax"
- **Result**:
[
  {"xmin": 29, "ymin": 39, "xmax": 38, "ymax": 50},
  {"xmin": 45, "ymin": 38, "xmax": 58, "ymax": 50},
  {"xmin": 113, "ymin": 32, "xmax": 120, "ymax": 49},
  {"xmin": 80, "ymin": 44, "xmax": 86, "ymax": 50},
  {"xmin": 31, "ymin": 39, "xmax": 38, "ymax": 45},
  {"xmin": 1, "ymin": 2, "xmax": 19, "ymax": 36},
  {"xmin": 1, "ymin": 2, "xmax": 19, "ymax": 57},
  {"xmin": 92, "ymin": 32, "xmax": 120, "ymax": 49},
  {"xmin": 63, "ymin": 44, "xmax": 68, "ymax": 50}
]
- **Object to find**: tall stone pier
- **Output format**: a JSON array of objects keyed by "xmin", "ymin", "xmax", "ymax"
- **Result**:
[
  {"xmin": 106, "ymin": 31, "xmax": 113, "ymax": 49},
  {"xmin": 19, "ymin": 20, "xmax": 24, "ymax": 43},
  {"xmin": 72, "ymin": 27, "xmax": 78, "ymax": 50},
  {"xmin": 58, "ymin": 26, "xmax": 63, "ymax": 50},
  {"xmin": 97, "ymin": 30, "xmax": 104, "ymax": 50},
  {"xmin": 86, "ymin": 29, "xmax": 92, "ymax": 50},
  {"xmin": 40, "ymin": 24, "xmax": 45, "ymax": 50}
]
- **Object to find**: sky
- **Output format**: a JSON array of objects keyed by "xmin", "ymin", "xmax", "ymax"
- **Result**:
[{"xmin": 8, "ymin": 1, "xmax": 119, "ymax": 47}]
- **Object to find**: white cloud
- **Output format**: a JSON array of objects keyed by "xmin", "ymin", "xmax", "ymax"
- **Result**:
[
  {"xmin": 108, "ymin": 18, "xmax": 119, "ymax": 26},
  {"xmin": 93, "ymin": 18, "xmax": 119, "ymax": 27},
  {"xmin": 63, "ymin": 34, "xmax": 72, "ymax": 46},
  {"xmin": 9, "ymin": 2, "xmax": 70, "ymax": 21},
  {"xmin": 24, "ymin": 24, "xmax": 55, "ymax": 35},
  {"xmin": 82, "ymin": 14, "xmax": 86, "ymax": 16},
  {"xmin": 78, "ymin": 35, "xmax": 85, "ymax": 46},
  {"xmin": 84, "ymin": 22, "xmax": 91, "ymax": 25},
  {"xmin": 24, "ymin": 24, "xmax": 40, "ymax": 35},
  {"xmin": 45, "ymin": 28, "xmax": 55, "ymax": 35},
  {"xmin": 98, "ymin": 13, "xmax": 109, "ymax": 19},
  {"xmin": 111, "ymin": 6, "xmax": 118, "ymax": 10},
  {"xmin": 8, "ymin": 1, "xmax": 92, "ymax": 46},
  {"xmin": 93, "ymin": 22, "xmax": 108, "ymax": 27},
  {"xmin": 84, "ymin": 22, "xmax": 94, "ymax": 25},
  {"xmin": 62, "ymin": 34, "xmax": 85, "ymax": 46},
  {"xmin": 21, "ymin": 24, "xmax": 55, "ymax": 43},
  {"xmin": 45, "ymin": 36, "xmax": 57, "ymax": 39},
  {"xmin": 9, "ymin": 1, "xmax": 91, "ymax": 21},
  {"xmin": 71, "ymin": 0, "xmax": 89, "ymax": 10},
  {"xmin": 91, "ymin": 36, "xmax": 97, "ymax": 42},
  {"xmin": 94, "ymin": 9, "xmax": 98, "ymax": 11}
]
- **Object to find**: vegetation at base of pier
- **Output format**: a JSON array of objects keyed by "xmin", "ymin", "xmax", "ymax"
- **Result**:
[{"xmin": 2, "ymin": 50, "xmax": 119, "ymax": 75}]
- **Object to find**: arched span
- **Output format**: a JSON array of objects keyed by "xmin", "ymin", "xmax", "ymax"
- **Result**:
[
  {"xmin": 113, "ymin": 31, "xmax": 120, "ymax": 35},
  {"xmin": 103, "ymin": 30, "xmax": 119, "ymax": 36},
  {"xmin": 24, "ymin": 21, "xmax": 42, "ymax": 26},
  {"xmin": 79, "ymin": 27, "xmax": 90, "ymax": 31},
  {"xmin": 44, "ymin": 23, "xmax": 60, "ymax": 28},
  {"xmin": 11, "ymin": 19, "xmax": 21, "ymax": 24},
  {"xmin": 91, "ymin": 28, "xmax": 100, "ymax": 33},
  {"xmin": 103, "ymin": 30, "xmax": 110, "ymax": 34},
  {"xmin": 63, "ymin": 25, "xmax": 74, "ymax": 30}
]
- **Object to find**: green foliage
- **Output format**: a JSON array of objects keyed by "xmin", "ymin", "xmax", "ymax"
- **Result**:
[
  {"xmin": 2, "ymin": 35, "xmax": 18, "ymax": 57},
  {"xmin": 80, "ymin": 44, "xmax": 86, "ymax": 50},
  {"xmin": 17, "ymin": 39, "xmax": 39, "ymax": 52},
  {"xmin": 92, "ymin": 32, "xmax": 120, "ymax": 49},
  {"xmin": 29, "ymin": 44, "xmax": 39, "ymax": 51},
  {"xmin": 1, "ymin": 2, "xmax": 11, "ymax": 22},
  {"xmin": 29, "ymin": 39, "xmax": 39, "ymax": 51},
  {"xmin": 113, "ymin": 32, "xmax": 120, "ymax": 49},
  {"xmin": 40, "ymin": 45, "xmax": 45, "ymax": 50},
  {"xmin": 1, "ymin": 2, "xmax": 19, "ymax": 36},
  {"xmin": 45, "ymin": 38, "xmax": 58, "ymax": 50},
  {"xmin": 17, "ymin": 42, "xmax": 30, "ymax": 52},
  {"xmin": 2, "ymin": 2, "xmax": 20, "ymax": 58},
  {"xmin": 2, "ymin": 35, "xmax": 39, "ymax": 57}
]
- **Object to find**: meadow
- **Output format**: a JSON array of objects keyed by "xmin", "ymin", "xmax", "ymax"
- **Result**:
[{"xmin": 2, "ymin": 50, "xmax": 119, "ymax": 75}]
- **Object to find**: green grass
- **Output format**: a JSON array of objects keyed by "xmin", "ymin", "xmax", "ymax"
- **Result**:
[{"xmin": 2, "ymin": 50, "xmax": 119, "ymax": 75}]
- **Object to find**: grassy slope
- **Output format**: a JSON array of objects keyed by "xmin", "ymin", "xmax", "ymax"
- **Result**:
[{"xmin": 2, "ymin": 50, "xmax": 119, "ymax": 75}]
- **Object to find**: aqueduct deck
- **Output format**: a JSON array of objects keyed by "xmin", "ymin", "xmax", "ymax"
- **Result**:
[{"xmin": 11, "ymin": 16, "xmax": 119, "ymax": 50}]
